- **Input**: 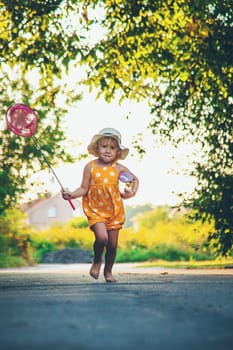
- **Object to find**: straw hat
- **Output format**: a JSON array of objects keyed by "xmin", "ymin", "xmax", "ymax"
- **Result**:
[{"xmin": 87, "ymin": 128, "xmax": 129, "ymax": 160}]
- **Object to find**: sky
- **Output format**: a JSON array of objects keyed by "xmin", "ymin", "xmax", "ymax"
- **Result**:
[{"xmin": 37, "ymin": 87, "xmax": 197, "ymax": 208}]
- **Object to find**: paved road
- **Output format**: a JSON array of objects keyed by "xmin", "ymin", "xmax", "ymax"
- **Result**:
[{"xmin": 0, "ymin": 264, "xmax": 233, "ymax": 350}]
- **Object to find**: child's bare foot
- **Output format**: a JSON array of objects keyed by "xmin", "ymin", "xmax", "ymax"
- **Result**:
[
  {"xmin": 89, "ymin": 262, "xmax": 102, "ymax": 280},
  {"xmin": 104, "ymin": 271, "xmax": 117, "ymax": 283}
]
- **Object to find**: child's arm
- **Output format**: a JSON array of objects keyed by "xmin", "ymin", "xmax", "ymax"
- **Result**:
[
  {"xmin": 122, "ymin": 173, "xmax": 139, "ymax": 199},
  {"xmin": 62, "ymin": 162, "xmax": 91, "ymax": 200},
  {"xmin": 117, "ymin": 164, "xmax": 139, "ymax": 199}
]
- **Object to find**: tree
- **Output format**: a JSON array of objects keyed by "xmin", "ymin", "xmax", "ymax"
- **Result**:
[
  {"xmin": 79, "ymin": 0, "xmax": 233, "ymax": 255},
  {"xmin": 0, "ymin": 0, "xmax": 86, "ymax": 213},
  {"xmin": 0, "ymin": 207, "xmax": 35, "ymax": 266}
]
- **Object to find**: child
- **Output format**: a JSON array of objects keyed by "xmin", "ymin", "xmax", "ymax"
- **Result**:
[{"xmin": 62, "ymin": 128, "xmax": 139, "ymax": 282}]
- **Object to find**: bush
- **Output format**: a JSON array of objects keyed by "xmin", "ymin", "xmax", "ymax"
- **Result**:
[
  {"xmin": 1, "ymin": 206, "xmax": 223, "ymax": 267},
  {"xmin": 0, "ymin": 234, "xmax": 9, "ymax": 254},
  {"xmin": 0, "ymin": 208, "xmax": 36, "ymax": 266},
  {"xmin": 30, "ymin": 219, "xmax": 93, "ymax": 251},
  {"xmin": 116, "ymin": 244, "xmax": 214, "ymax": 263},
  {"xmin": 69, "ymin": 217, "xmax": 88, "ymax": 229},
  {"xmin": 32, "ymin": 241, "xmax": 55, "ymax": 263},
  {"xmin": 65, "ymin": 239, "xmax": 81, "ymax": 249},
  {"xmin": 0, "ymin": 254, "xmax": 28, "ymax": 268}
]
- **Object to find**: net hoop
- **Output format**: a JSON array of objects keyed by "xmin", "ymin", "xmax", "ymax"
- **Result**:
[{"xmin": 6, "ymin": 103, "xmax": 38, "ymax": 137}]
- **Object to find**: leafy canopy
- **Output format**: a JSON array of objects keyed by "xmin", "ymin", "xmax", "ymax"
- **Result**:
[{"xmin": 80, "ymin": 0, "xmax": 233, "ymax": 255}]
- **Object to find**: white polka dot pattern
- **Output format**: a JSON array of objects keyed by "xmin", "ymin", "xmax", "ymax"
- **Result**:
[{"xmin": 82, "ymin": 161, "xmax": 125, "ymax": 229}]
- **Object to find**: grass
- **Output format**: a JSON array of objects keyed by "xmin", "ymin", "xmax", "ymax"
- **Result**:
[
  {"xmin": 0, "ymin": 254, "xmax": 28, "ymax": 268},
  {"xmin": 138, "ymin": 258, "xmax": 233, "ymax": 269},
  {"xmin": 116, "ymin": 245, "xmax": 214, "ymax": 263}
]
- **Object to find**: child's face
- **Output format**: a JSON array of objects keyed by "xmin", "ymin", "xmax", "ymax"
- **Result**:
[{"xmin": 96, "ymin": 137, "xmax": 120, "ymax": 163}]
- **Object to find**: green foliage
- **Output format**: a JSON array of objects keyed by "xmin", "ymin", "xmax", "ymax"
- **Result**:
[
  {"xmin": 116, "ymin": 244, "xmax": 211, "ymax": 263},
  {"xmin": 0, "ymin": 0, "xmax": 85, "ymax": 214},
  {"xmin": 189, "ymin": 174, "xmax": 233, "ymax": 256},
  {"xmin": 79, "ymin": 0, "xmax": 233, "ymax": 255},
  {"xmin": 119, "ymin": 206, "xmax": 218, "ymax": 260},
  {"xmin": 0, "ymin": 0, "xmax": 84, "ymax": 70},
  {"xmin": 69, "ymin": 217, "xmax": 89, "ymax": 229},
  {"xmin": 32, "ymin": 241, "xmax": 55, "ymax": 262},
  {"xmin": 27, "ymin": 206, "xmax": 220, "ymax": 264},
  {"xmin": 137, "ymin": 206, "xmax": 169, "ymax": 229},
  {"xmin": 29, "ymin": 217, "xmax": 93, "ymax": 251},
  {"xmin": 0, "ymin": 254, "xmax": 28, "ymax": 268},
  {"xmin": 125, "ymin": 203, "xmax": 154, "ymax": 227},
  {"xmin": 0, "ymin": 207, "xmax": 36, "ymax": 265},
  {"xmin": 65, "ymin": 239, "xmax": 81, "ymax": 249},
  {"xmin": 0, "ymin": 206, "xmax": 230, "ymax": 267}
]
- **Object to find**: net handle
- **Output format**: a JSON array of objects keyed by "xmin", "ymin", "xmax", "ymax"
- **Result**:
[{"xmin": 32, "ymin": 136, "xmax": 75, "ymax": 210}]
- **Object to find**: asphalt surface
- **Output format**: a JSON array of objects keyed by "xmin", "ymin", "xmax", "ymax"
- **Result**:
[{"xmin": 0, "ymin": 264, "xmax": 233, "ymax": 350}]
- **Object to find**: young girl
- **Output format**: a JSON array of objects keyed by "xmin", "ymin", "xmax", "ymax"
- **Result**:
[{"xmin": 62, "ymin": 128, "xmax": 139, "ymax": 282}]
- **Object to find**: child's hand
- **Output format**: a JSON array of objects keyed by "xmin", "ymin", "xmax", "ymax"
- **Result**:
[
  {"xmin": 121, "ymin": 187, "xmax": 136, "ymax": 199},
  {"xmin": 62, "ymin": 190, "xmax": 72, "ymax": 200}
]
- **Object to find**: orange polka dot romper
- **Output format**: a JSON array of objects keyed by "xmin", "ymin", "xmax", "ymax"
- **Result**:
[{"xmin": 82, "ymin": 161, "xmax": 125, "ymax": 230}]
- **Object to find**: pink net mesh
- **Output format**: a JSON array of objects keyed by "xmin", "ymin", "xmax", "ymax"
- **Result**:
[{"xmin": 6, "ymin": 103, "xmax": 38, "ymax": 137}]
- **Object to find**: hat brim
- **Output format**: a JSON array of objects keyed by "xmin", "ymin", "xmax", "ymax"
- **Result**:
[{"xmin": 87, "ymin": 134, "xmax": 129, "ymax": 160}]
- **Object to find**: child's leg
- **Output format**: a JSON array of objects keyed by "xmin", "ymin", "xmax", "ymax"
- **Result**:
[
  {"xmin": 104, "ymin": 229, "xmax": 119, "ymax": 282},
  {"xmin": 90, "ymin": 222, "xmax": 108, "ymax": 279}
]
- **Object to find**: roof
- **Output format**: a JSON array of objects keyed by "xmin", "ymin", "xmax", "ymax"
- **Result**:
[{"xmin": 23, "ymin": 192, "xmax": 72, "ymax": 213}]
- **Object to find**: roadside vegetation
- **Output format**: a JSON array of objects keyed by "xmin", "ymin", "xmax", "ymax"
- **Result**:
[{"xmin": 1, "ymin": 206, "xmax": 232, "ymax": 268}]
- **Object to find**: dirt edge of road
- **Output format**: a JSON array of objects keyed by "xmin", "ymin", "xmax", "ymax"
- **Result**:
[{"xmin": 0, "ymin": 263, "xmax": 233, "ymax": 275}]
